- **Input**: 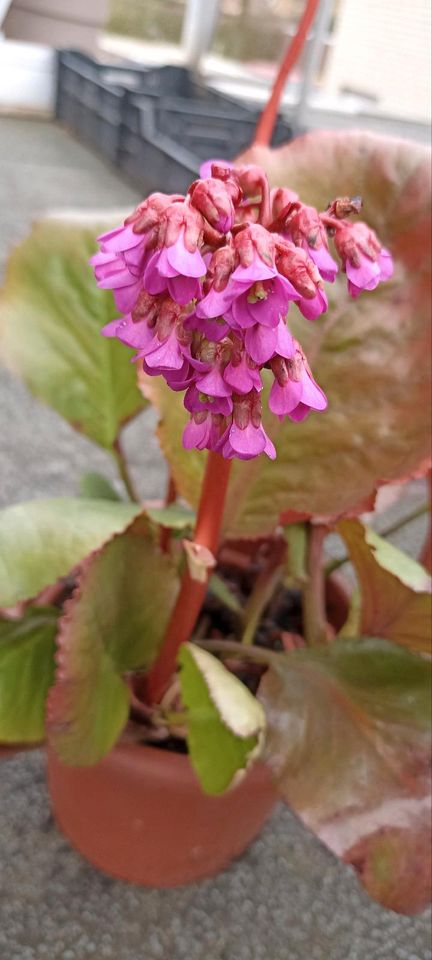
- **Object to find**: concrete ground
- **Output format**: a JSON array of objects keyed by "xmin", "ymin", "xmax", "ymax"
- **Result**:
[{"xmin": 0, "ymin": 118, "xmax": 430, "ymax": 960}]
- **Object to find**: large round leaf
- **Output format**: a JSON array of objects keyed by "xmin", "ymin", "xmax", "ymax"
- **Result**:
[
  {"xmin": 0, "ymin": 216, "xmax": 146, "ymax": 450},
  {"xmin": 258, "ymin": 638, "xmax": 431, "ymax": 914},
  {"xmin": 143, "ymin": 133, "xmax": 431, "ymax": 536},
  {"xmin": 0, "ymin": 606, "xmax": 58, "ymax": 743},
  {"xmin": 47, "ymin": 515, "xmax": 179, "ymax": 765},
  {"xmin": 0, "ymin": 497, "xmax": 139, "ymax": 607}
]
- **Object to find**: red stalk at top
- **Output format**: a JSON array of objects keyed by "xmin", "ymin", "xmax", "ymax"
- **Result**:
[{"xmin": 253, "ymin": 0, "xmax": 320, "ymax": 147}]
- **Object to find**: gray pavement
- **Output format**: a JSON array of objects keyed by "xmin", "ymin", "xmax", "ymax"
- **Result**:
[{"xmin": 0, "ymin": 118, "xmax": 430, "ymax": 960}]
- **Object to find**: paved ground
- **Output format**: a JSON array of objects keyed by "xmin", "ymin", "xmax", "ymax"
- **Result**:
[{"xmin": 0, "ymin": 118, "xmax": 430, "ymax": 960}]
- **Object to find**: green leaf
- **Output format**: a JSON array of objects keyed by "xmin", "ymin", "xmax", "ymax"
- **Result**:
[
  {"xmin": 143, "ymin": 133, "xmax": 431, "ymax": 535},
  {"xmin": 208, "ymin": 573, "xmax": 243, "ymax": 616},
  {"xmin": 47, "ymin": 515, "xmax": 179, "ymax": 765},
  {"xmin": 0, "ymin": 606, "xmax": 58, "ymax": 743},
  {"xmin": 145, "ymin": 502, "xmax": 196, "ymax": 530},
  {"xmin": 258, "ymin": 639, "xmax": 431, "ymax": 913},
  {"xmin": 0, "ymin": 497, "xmax": 139, "ymax": 607},
  {"xmin": 79, "ymin": 472, "xmax": 122, "ymax": 501},
  {"xmin": 178, "ymin": 643, "xmax": 265, "ymax": 794},
  {"xmin": 338, "ymin": 519, "xmax": 431, "ymax": 653},
  {"xmin": 0, "ymin": 216, "xmax": 146, "ymax": 450}
]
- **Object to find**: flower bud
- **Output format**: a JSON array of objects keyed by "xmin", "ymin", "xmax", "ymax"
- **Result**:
[
  {"xmin": 157, "ymin": 201, "xmax": 204, "ymax": 253},
  {"xmin": 125, "ymin": 193, "xmax": 183, "ymax": 238},
  {"xmin": 271, "ymin": 187, "xmax": 299, "ymax": 221},
  {"xmin": 234, "ymin": 224, "xmax": 275, "ymax": 269},
  {"xmin": 276, "ymin": 242, "xmax": 322, "ymax": 299},
  {"xmin": 334, "ymin": 220, "xmax": 381, "ymax": 267},
  {"xmin": 207, "ymin": 244, "xmax": 237, "ymax": 291},
  {"xmin": 189, "ymin": 177, "xmax": 236, "ymax": 233}
]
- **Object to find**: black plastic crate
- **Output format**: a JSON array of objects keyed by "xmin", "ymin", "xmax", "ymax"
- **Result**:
[
  {"xmin": 55, "ymin": 50, "xmax": 151, "ymax": 162},
  {"xmin": 55, "ymin": 50, "xmax": 294, "ymax": 191},
  {"xmin": 119, "ymin": 92, "xmax": 293, "ymax": 192}
]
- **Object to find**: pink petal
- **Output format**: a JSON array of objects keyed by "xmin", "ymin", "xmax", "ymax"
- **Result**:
[
  {"xmin": 143, "ymin": 253, "xmax": 169, "ymax": 295},
  {"xmin": 300, "ymin": 370, "xmax": 328, "ymax": 411},
  {"xmin": 224, "ymin": 355, "xmax": 260, "ymax": 395},
  {"xmin": 231, "ymin": 257, "xmax": 276, "ymax": 284},
  {"xmin": 245, "ymin": 324, "xmax": 278, "ymax": 364},
  {"xmin": 346, "ymin": 255, "xmax": 381, "ymax": 293},
  {"xmin": 113, "ymin": 281, "xmax": 142, "ymax": 314},
  {"xmin": 183, "ymin": 417, "xmax": 211, "ymax": 450},
  {"xmin": 101, "ymin": 318, "xmax": 122, "ymax": 337},
  {"xmin": 298, "ymin": 288, "xmax": 328, "ymax": 321},
  {"xmin": 228, "ymin": 422, "xmax": 266, "ymax": 458},
  {"xmin": 308, "ymin": 245, "xmax": 338, "ymax": 282},
  {"xmin": 97, "ymin": 224, "xmax": 144, "ymax": 253},
  {"xmin": 116, "ymin": 315, "xmax": 155, "ymax": 350},
  {"xmin": 167, "ymin": 275, "xmax": 201, "ymax": 305},
  {"xmin": 231, "ymin": 293, "xmax": 257, "ymax": 329},
  {"xmin": 269, "ymin": 378, "xmax": 303, "ymax": 416},
  {"xmin": 166, "ymin": 230, "xmax": 206, "ymax": 278},
  {"xmin": 264, "ymin": 433, "xmax": 276, "ymax": 459},
  {"xmin": 145, "ymin": 329, "xmax": 183, "ymax": 370},
  {"xmin": 274, "ymin": 319, "xmax": 295, "ymax": 359},
  {"xmin": 197, "ymin": 366, "xmax": 232, "ymax": 398},
  {"xmin": 196, "ymin": 281, "xmax": 245, "ymax": 319}
]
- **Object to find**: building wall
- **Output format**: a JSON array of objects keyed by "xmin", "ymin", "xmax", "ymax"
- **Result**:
[{"xmin": 323, "ymin": 0, "xmax": 431, "ymax": 123}]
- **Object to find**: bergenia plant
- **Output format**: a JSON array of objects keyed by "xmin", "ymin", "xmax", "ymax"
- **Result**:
[{"xmin": 0, "ymin": 129, "xmax": 430, "ymax": 915}]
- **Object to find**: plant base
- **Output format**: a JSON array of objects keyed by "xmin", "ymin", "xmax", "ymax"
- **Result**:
[{"xmin": 47, "ymin": 742, "xmax": 278, "ymax": 887}]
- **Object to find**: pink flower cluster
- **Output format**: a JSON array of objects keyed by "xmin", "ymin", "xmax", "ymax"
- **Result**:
[{"xmin": 91, "ymin": 161, "xmax": 393, "ymax": 460}]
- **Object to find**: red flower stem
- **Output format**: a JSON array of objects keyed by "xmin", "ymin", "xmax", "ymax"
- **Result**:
[
  {"xmin": 253, "ymin": 0, "xmax": 320, "ymax": 147},
  {"xmin": 146, "ymin": 452, "xmax": 232, "ymax": 704}
]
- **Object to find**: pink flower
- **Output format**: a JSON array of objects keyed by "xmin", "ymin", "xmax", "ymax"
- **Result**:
[
  {"xmin": 184, "ymin": 384, "xmax": 232, "ymax": 416},
  {"xmin": 183, "ymin": 411, "xmax": 229, "ymax": 452},
  {"xmin": 225, "ymin": 421, "xmax": 276, "ymax": 460},
  {"xmin": 334, "ymin": 221, "xmax": 394, "ymax": 298},
  {"xmin": 189, "ymin": 177, "xmax": 239, "ymax": 234},
  {"xmin": 276, "ymin": 202, "xmax": 338, "ymax": 283},
  {"xmin": 221, "ymin": 392, "xmax": 276, "ymax": 461},
  {"xmin": 269, "ymin": 344, "xmax": 327, "ymax": 422},
  {"xmin": 245, "ymin": 317, "xmax": 294, "ymax": 365},
  {"xmin": 223, "ymin": 349, "xmax": 262, "ymax": 395},
  {"xmin": 276, "ymin": 241, "xmax": 328, "ymax": 320},
  {"xmin": 144, "ymin": 230, "xmax": 206, "ymax": 306},
  {"xmin": 226, "ymin": 275, "xmax": 298, "ymax": 330},
  {"xmin": 92, "ymin": 162, "xmax": 391, "ymax": 462},
  {"xmin": 90, "ymin": 224, "xmax": 148, "ymax": 314}
]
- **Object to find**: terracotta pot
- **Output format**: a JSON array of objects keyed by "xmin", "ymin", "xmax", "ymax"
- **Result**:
[{"xmin": 47, "ymin": 742, "xmax": 278, "ymax": 887}]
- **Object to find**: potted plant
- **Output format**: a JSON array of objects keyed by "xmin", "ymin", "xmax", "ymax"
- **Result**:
[{"xmin": 0, "ymin": 56, "xmax": 431, "ymax": 910}]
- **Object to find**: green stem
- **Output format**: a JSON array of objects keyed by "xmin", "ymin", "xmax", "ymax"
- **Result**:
[
  {"xmin": 198, "ymin": 638, "xmax": 281, "ymax": 665},
  {"xmin": 113, "ymin": 439, "xmax": 140, "ymax": 503},
  {"xmin": 241, "ymin": 564, "xmax": 283, "ymax": 645},
  {"xmin": 302, "ymin": 523, "xmax": 328, "ymax": 647},
  {"xmin": 325, "ymin": 502, "xmax": 429, "ymax": 576}
]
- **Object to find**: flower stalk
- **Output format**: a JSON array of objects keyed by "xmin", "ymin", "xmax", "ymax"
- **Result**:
[
  {"xmin": 145, "ymin": 452, "xmax": 232, "ymax": 703},
  {"xmin": 253, "ymin": 0, "xmax": 321, "ymax": 147}
]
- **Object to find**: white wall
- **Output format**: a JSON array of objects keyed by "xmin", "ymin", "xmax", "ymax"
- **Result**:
[
  {"xmin": 323, "ymin": 0, "xmax": 431, "ymax": 123},
  {"xmin": 0, "ymin": 39, "xmax": 55, "ymax": 114}
]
